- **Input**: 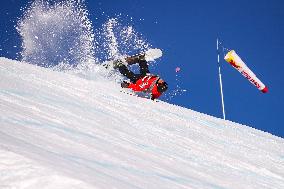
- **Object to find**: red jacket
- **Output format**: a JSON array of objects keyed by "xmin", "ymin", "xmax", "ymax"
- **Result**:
[{"xmin": 128, "ymin": 75, "xmax": 162, "ymax": 99}]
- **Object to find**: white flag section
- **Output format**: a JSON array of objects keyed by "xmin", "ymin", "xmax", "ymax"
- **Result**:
[{"xmin": 224, "ymin": 50, "xmax": 268, "ymax": 93}]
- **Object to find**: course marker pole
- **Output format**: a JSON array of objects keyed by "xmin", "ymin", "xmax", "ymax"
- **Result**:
[{"xmin": 217, "ymin": 38, "xmax": 226, "ymax": 120}]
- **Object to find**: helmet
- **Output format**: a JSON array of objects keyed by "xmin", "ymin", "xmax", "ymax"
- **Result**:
[{"xmin": 157, "ymin": 80, "xmax": 168, "ymax": 93}]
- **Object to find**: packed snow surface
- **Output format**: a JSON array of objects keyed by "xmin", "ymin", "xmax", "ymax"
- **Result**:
[{"xmin": 0, "ymin": 57, "xmax": 283, "ymax": 189}]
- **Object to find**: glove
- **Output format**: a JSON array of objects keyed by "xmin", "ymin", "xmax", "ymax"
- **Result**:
[{"xmin": 121, "ymin": 81, "xmax": 130, "ymax": 88}]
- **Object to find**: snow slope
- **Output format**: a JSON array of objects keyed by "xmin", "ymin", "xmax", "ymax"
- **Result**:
[{"xmin": 0, "ymin": 57, "xmax": 283, "ymax": 189}]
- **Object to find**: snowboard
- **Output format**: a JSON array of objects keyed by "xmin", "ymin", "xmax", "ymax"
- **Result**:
[{"xmin": 102, "ymin": 48, "xmax": 163, "ymax": 70}]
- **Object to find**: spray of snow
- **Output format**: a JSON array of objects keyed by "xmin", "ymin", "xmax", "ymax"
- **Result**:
[
  {"xmin": 17, "ymin": 0, "xmax": 95, "ymax": 67},
  {"xmin": 17, "ymin": 1, "xmax": 152, "ymax": 81},
  {"xmin": 94, "ymin": 17, "xmax": 151, "ymax": 62},
  {"xmin": 17, "ymin": 0, "xmax": 151, "ymax": 67}
]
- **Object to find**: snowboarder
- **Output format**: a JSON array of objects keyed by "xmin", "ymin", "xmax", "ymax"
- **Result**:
[{"xmin": 113, "ymin": 53, "xmax": 168, "ymax": 100}]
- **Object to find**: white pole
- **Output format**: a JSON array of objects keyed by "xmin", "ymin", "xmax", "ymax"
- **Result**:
[{"xmin": 217, "ymin": 38, "xmax": 226, "ymax": 120}]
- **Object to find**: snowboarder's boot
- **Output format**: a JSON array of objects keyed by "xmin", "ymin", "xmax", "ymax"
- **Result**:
[{"xmin": 125, "ymin": 53, "xmax": 146, "ymax": 65}]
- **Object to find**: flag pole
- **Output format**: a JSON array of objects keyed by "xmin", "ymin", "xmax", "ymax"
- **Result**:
[{"xmin": 217, "ymin": 38, "xmax": 226, "ymax": 120}]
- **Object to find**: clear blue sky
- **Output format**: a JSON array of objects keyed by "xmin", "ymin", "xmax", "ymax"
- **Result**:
[{"xmin": 1, "ymin": 0, "xmax": 283, "ymax": 138}]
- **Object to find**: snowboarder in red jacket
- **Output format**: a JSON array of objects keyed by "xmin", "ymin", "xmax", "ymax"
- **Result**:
[{"xmin": 114, "ymin": 54, "xmax": 168, "ymax": 100}]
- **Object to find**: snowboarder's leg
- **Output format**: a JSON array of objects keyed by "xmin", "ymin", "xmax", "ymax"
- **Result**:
[
  {"xmin": 117, "ymin": 64, "xmax": 140, "ymax": 83},
  {"xmin": 125, "ymin": 54, "xmax": 145, "ymax": 65},
  {"xmin": 138, "ymin": 60, "xmax": 150, "ymax": 76},
  {"xmin": 125, "ymin": 55, "xmax": 150, "ymax": 75}
]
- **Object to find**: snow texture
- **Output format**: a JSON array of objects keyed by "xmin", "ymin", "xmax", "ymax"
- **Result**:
[{"xmin": 0, "ymin": 57, "xmax": 284, "ymax": 189}]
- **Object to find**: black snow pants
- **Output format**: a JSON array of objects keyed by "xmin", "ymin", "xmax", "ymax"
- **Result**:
[{"xmin": 118, "ymin": 60, "xmax": 150, "ymax": 83}]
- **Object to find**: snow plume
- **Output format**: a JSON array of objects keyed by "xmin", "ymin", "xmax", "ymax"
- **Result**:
[
  {"xmin": 94, "ymin": 17, "xmax": 151, "ymax": 62},
  {"xmin": 17, "ymin": 1, "xmax": 153, "ymax": 82},
  {"xmin": 17, "ymin": 1, "xmax": 151, "ymax": 69},
  {"xmin": 17, "ymin": 0, "xmax": 95, "ymax": 67},
  {"xmin": 69, "ymin": 17, "xmax": 152, "ymax": 82}
]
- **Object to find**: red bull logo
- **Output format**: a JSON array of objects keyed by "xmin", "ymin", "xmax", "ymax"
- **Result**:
[{"xmin": 229, "ymin": 59, "xmax": 241, "ymax": 69}]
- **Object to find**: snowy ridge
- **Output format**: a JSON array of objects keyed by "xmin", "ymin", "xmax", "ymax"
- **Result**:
[{"xmin": 0, "ymin": 57, "xmax": 283, "ymax": 189}]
